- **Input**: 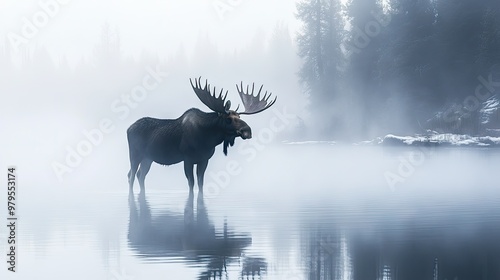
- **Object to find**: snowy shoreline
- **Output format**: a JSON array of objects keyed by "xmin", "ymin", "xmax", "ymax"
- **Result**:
[
  {"xmin": 378, "ymin": 134, "xmax": 500, "ymax": 147},
  {"xmin": 284, "ymin": 133, "xmax": 500, "ymax": 147}
]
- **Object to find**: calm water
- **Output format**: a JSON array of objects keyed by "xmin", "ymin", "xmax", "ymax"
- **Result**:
[{"xmin": 1, "ymin": 145, "xmax": 500, "ymax": 280}]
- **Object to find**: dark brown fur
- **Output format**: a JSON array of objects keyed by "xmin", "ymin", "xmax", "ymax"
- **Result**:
[{"xmin": 127, "ymin": 108, "xmax": 251, "ymax": 192}]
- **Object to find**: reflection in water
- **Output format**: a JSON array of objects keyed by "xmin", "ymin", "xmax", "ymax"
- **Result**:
[
  {"xmin": 241, "ymin": 256, "xmax": 268, "ymax": 278},
  {"xmin": 8, "ymin": 147, "xmax": 500, "ymax": 280},
  {"xmin": 300, "ymin": 216, "xmax": 500, "ymax": 280},
  {"xmin": 301, "ymin": 229, "xmax": 352, "ymax": 280},
  {"xmin": 128, "ymin": 191, "xmax": 266, "ymax": 279}
]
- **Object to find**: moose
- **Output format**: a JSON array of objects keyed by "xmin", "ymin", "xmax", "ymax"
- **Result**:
[{"xmin": 127, "ymin": 77, "xmax": 276, "ymax": 192}]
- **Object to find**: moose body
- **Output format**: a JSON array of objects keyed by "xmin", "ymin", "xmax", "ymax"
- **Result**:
[{"xmin": 127, "ymin": 78, "xmax": 276, "ymax": 192}]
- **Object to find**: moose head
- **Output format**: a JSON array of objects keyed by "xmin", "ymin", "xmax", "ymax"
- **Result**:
[{"xmin": 189, "ymin": 77, "xmax": 277, "ymax": 155}]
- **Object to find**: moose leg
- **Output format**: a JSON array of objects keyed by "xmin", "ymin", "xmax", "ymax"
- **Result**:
[
  {"xmin": 196, "ymin": 160, "xmax": 209, "ymax": 193},
  {"xmin": 128, "ymin": 160, "xmax": 140, "ymax": 190},
  {"xmin": 184, "ymin": 161, "xmax": 195, "ymax": 192},
  {"xmin": 137, "ymin": 158, "xmax": 153, "ymax": 192},
  {"xmin": 128, "ymin": 145, "xmax": 142, "ymax": 190}
]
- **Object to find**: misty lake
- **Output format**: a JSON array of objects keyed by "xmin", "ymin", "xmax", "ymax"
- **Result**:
[{"xmin": 2, "ymin": 145, "xmax": 500, "ymax": 280}]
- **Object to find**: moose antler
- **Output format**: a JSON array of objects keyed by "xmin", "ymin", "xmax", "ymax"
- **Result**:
[
  {"xmin": 235, "ymin": 82, "xmax": 277, "ymax": 115},
  {"xmin": 190, "ymin": 77, "xmax": 231, "ymax": 114}
]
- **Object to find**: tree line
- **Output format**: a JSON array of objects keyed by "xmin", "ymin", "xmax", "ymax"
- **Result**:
[
  {"xmin": 0, "ymin": 22, "xmax": 306, "ymax": 140},
  {"xmin": 297, "ymin": 0, "xmax": 500, "ymax": 139}
]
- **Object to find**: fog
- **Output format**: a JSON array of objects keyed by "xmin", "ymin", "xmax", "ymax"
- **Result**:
[
  {"xmin": 1, "ymin": 143, "xmax": 500, "ymax": 279},
  {"xmin": 0, "ymin": 0, "xmax": 308, "ymax": 185},
  {"xmin": 1, "ymin": 0, "xmax": 500, "ymax": 279}
]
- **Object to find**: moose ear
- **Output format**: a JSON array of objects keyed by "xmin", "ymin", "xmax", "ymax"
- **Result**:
[{"xmin": 224, "ymin": 100, "xmax": 231, "ymax": 113}]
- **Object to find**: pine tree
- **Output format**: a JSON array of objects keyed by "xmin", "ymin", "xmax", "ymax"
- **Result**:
[
  {"xmin": 345, "ymin": 0, "xmax": 385, "ymax": 135},
  {"xmin": 477, "ymin": 7, "xmax": 500, "ymax": 72},
  {"xmin": 297, "ymin": 0, "xmax": 345, "ymax": 135}
]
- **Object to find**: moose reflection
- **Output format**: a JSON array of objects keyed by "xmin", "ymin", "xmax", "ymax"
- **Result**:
[
  {"xmin": 128, "ymin": 191, "xmax": 266, "ymax": 279},
  {"xmin": 127, "ymin": 77, "xmax": 277, "ymax": 192}
]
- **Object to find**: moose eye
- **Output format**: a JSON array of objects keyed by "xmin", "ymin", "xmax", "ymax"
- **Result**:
[{"xmin": 226, "ymin": 118, "xmax": 232, "ymax": 124}]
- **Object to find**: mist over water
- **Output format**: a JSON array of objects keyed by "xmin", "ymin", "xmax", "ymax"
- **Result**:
[
  {"xmin": 1, "ymin": 1, "xmax": 500, "ymax": 279},
  {"xmin": 1, "ymin": 144, "xmax": 500, "ymax": 279}
]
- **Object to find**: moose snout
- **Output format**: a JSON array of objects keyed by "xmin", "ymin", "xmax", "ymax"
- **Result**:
[{"xmin": 238, "ymin": 127, "xmax": 252, "ymax": 139}]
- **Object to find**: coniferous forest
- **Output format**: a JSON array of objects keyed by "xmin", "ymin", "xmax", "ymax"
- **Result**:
[
  {"xmin": 2, "ymin": 0, "xmax": 500, "ymax": 142},
  {"xmin": 296, "ymin": 0, "xmax": 500, "ymax": 140}
]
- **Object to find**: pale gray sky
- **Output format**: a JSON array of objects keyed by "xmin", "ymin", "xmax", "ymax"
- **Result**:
[{"xmin": 1, "ymin": 0, "xmax": 302, "ymax": 65}]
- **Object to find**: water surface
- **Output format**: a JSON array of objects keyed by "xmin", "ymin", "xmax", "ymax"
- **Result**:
[{"xmin": 1, "ymin": 145, "xmax": 500, "ymax": 280}]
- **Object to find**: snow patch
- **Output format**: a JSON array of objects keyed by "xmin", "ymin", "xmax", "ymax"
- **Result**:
[
  {"xmin": 480, "ymin": 95, "xmax": 500, "ymax": 125},
  {"xmin": 380, "ymin": 133, "xmax": 500, "ymax": 147}
]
